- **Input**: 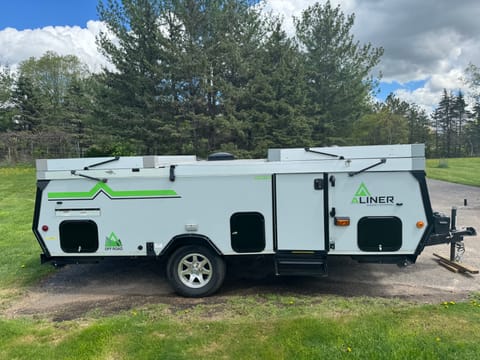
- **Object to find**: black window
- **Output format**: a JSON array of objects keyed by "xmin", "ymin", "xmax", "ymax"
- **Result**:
[
  {"xmin": 358, "ymin": 216, "xmax": 402, "ymax": 252},
  {"xmin": 230, "ymin": 212, "xmax": 265, "ymax": 253},
  {"xmin": 59, "ymin": 220, "xmax": 99, "ymax": 253}
]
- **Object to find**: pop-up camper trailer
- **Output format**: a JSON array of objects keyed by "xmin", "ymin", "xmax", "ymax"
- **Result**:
[{"xmin": 33, "ymin": 144, "xmax": 476, "ymax": 297}]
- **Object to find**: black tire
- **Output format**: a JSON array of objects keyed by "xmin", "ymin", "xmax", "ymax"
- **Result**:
[{"xmin": 166, "ymin": 245, "xmax": 226, "ymax": 297}]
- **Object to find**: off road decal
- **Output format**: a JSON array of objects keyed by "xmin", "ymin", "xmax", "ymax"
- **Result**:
[
  {"xmin": 48, "ymin": 181, "xmax": 179, "ymax": 200},
  {"xmin": 105, "ymin": 232, "xmax": 123, "ymax": 250}
]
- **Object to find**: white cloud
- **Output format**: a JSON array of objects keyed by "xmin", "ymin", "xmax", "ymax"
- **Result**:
[
  {"xmin": 392, "ymin": 69, "xmax": 468, "ymax": 114},
  {"xmin": 263, "ymin": 0, "xmax": 480, "ymax": 111},
  {"xmin": 395, "ymin": 86, "xmax": 440, "ymax": 114},
  {"xmin": 0, "ymin": 20, "xmax": 111, "ymax": 73},
  {"xmin": 263, "ymin": 0, "xmax": 356, "ymax": 39},
  {"xmin": 2, "ymin": 1, "xmax": 480, "ymax": 112},
  {"xmin": 429, "ymin": 69, "xmax": 464, "ymax": 93}
]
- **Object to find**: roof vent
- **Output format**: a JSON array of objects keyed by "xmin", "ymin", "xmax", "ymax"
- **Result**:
[{"xmin": 207, "ymin": 152, "xmax": 235, "ymax": 161}]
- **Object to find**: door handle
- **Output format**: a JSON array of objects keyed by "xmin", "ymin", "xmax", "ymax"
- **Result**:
[
  {"xmin": 329, "ymin": 207, "xmax": 336, "ymax": 217},
  {"xmin": 329, "ymin": 175, "xmax": 335, "ymax": 187}
]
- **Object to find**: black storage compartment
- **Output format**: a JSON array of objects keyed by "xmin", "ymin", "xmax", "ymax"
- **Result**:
[
  {"xmin": 59, "ymin": 220, "xmax": 99, "ymax": 253},
  {"xmin": 230, "ymin": 212, "xmax": 265, "ymax": 253},
  {"xmin": 358, "ymin": 216, "xmax": 402, "ymax": 252},
  {"xmin": 433, "ymin": 212, "xmax": 450, "ymax": 234}
]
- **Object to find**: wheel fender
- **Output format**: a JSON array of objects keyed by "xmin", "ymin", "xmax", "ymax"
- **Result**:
[{"xmin": 159, "ymin": 233, "xmax": 223, "ymax": 258}]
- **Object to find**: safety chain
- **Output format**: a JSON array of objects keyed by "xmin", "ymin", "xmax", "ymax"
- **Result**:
[{"xmin": 455, "ymin": 242, "xmax": 465, "ymax": 262}]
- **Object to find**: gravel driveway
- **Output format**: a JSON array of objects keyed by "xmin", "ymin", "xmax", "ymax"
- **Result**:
[{"xmin": 6, "ymin": 179, "xmax": 480, "ymax": 320}]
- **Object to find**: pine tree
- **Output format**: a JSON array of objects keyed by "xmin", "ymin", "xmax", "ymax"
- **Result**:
[
  {"xmin": 465, "ymin": 101, "xmax": 480, "ymax": 156},
  {"xmin": 294, "ymin": 1, "xmax": 383, "ymax": 145},
  {"xmin": 384, "ymin": 94, "xmax": 430, "ymax": 150},
  {"xmin": 97, "ymin": 0, "xmax": 271, "ymax": 156},
  {"xmin": 97, "ymin": 0, "xmax": 168, "ymax": 154},
  {"xmin": 432, "ymin": 89, "xmax": 455, "ymax": 157},
  {"xmin": 11, "ymin": 74, "xmax": 43, "ymax": 130},
  {"xmin": 451, "ymin": 91, "xmax": 469, "ymax": 156},
  {"xmin": 233, "ymin": 21, "xmax": 311, "ymax": 156}
]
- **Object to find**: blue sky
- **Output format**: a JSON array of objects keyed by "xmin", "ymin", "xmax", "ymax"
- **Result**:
[
  {"xmin": 1, "ymin": 0, "xmax": 478, "ymax": 112},
  {"xmin": 0, "ymin": 0, "xmax": 99, "ymax": 30},
  {"xmin": 377, "ymin": 80, "xmax": 428, "ymax": 102}
]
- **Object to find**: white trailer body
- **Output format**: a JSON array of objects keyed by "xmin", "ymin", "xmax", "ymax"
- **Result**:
[{"xmin": 33, "ymin": 144, "xmax": 476, "ymax": 296}]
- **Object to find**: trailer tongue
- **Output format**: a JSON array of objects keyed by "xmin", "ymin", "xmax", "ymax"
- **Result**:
[{"xmin": 32, "ymin": 144, "xmax": 476, "ymax": 297}]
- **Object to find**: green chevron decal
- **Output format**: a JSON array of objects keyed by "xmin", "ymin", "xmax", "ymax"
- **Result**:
[{"xmin": 48, "ymin": 182, "xmax": 178, "ymax": 200}]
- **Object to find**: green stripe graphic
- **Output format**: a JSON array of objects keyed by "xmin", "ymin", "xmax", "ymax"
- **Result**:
[{"xmin": 48, "ymin": 182, "xmax": 178, "ymax": 200}]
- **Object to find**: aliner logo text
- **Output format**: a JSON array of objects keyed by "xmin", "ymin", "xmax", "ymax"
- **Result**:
[{"xmin": 351, "ymin": 182, "xmax": 394, "ymax": 205}]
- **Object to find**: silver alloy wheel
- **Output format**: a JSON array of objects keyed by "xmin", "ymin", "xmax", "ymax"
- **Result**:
[{"xmin": 177, "ymin": 252, "xmax": 213, "ymax": 288}]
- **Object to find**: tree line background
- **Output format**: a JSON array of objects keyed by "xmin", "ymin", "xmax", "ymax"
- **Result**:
[{"xmin": 1, "ymin": 0, "xmax": 480, "ymax": 164}]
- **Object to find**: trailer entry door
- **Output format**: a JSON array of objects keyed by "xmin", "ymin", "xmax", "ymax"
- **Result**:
[{"xmin": 275, "ymin": 173, "xmax": 326, "ymax": 251}]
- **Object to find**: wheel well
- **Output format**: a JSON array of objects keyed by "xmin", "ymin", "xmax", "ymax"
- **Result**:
[{"xmin": 159, "ymin": 234, "xmax": 223, "ymax": 259}]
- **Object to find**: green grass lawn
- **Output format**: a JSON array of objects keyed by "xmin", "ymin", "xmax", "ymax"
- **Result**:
[
  {"xmin": 426, "ymin": 157, "xmax": 480, "ymax": 187},
  {"xmin": 1, "ymin": 166, "xmax": 480, "ymax": 359},
  {"xmin": 0, "ymin": 168, "xmax": 53, "ymax": 307},
  {"xmin": 0, "ymin": 296, "xmax": 479, "ymax": 360}
]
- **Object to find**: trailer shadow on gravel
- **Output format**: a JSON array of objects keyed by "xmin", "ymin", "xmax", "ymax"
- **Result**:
[
  {"xmin": 35, "ymin": 255, "xmax": 421, "ymax": 300},
  {"xmin": 221, "ymin": 254, "xmax": 473, "ymax": 302}
]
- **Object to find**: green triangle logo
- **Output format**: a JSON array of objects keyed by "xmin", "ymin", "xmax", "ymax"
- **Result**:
[
  {"xmin": 106, "ymin": 232, "xmax": 122, "ymax": 247},
  {"xmin": 352, "ymin": 182, "xmax": 371, "ymax": 203},
  {"xmin": 354, "ymin": 182, "xmax": 371, "ymax": 197}
]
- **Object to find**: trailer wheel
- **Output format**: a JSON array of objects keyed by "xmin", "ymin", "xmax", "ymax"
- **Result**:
[{"xmin": 167, "ymin": 245, "xmax": 226, "ymax": 297}]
